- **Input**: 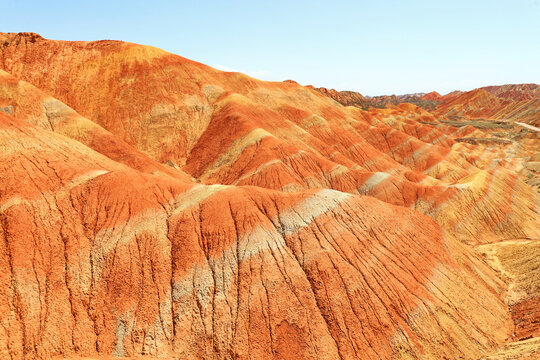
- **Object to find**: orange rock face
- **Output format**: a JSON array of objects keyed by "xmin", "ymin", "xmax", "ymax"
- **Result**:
[{"xmin": 0, "ymin": 32, "xmax": 538, "ymax": 359}]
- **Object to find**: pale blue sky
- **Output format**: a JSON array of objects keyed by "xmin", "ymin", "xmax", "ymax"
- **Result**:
[{"xmin": 2, "ymin": 0, "xmax": 539, "ymax": 95}]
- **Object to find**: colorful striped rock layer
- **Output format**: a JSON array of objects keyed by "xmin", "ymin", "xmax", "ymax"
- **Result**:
[{"xmin": 0, "ymin": 32, "xmax": 538, "ymax": 359}]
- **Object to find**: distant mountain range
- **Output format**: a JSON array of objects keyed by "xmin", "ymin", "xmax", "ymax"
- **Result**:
[{"xmin": 310, "ymin": 84, "xmax": 539, "ymax": 125}]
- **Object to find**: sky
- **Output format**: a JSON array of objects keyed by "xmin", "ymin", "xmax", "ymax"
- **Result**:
[{"xmin": 2, "ymin": 0, "xmax": 539, "ymax": 95}]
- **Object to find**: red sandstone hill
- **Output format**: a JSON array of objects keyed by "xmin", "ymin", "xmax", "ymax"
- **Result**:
[
  {"xmin": 420, "ymin": 91, "xmax": 442, "ymax": 101},
  {"xmin": 480, "ymin": 83, "xmax": 539, "ymax": 101},
  {"xmin": 437, "ymin": 89, "xmax": 504, "ymax": 118},
  {"xmin": 0, "ymin": 69, "xmax": 191, "ymax": 180},
  {"xmin": 434, "ymin": 85, "xmax": 540, "ymax": 124},
  {"xmin": 0, "ymin": 32, "xmax": 539, "ymax": 359}
]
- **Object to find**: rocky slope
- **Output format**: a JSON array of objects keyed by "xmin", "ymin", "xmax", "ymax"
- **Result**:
[
  {"xmin": 0, "ymin": 69, "xmax": 190, "ymax": 180},
  {"xmin": 434, "ymin": 85, "xmax": 540, "ymax": 125},
  {"xmin": 0, "ymin": 32, "xmax": 538, "ymax": 359},
  {"xmin": 481, "ymin": 84, "xmax": 540, "ymax": 102}
]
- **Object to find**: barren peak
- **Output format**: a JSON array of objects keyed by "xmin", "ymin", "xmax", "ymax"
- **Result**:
[
  {"xmin": 421, "ymin": 91, "xmax": 442, "ymax": 100},
  {"xmin": 0, "ymin": 32, "xmax": 44, "ymax": 45}
]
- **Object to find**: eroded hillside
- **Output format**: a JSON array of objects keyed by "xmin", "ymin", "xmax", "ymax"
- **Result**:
[{"xmin": 0, "ymin": 32, "xmax": 538, "ymax": 359}]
